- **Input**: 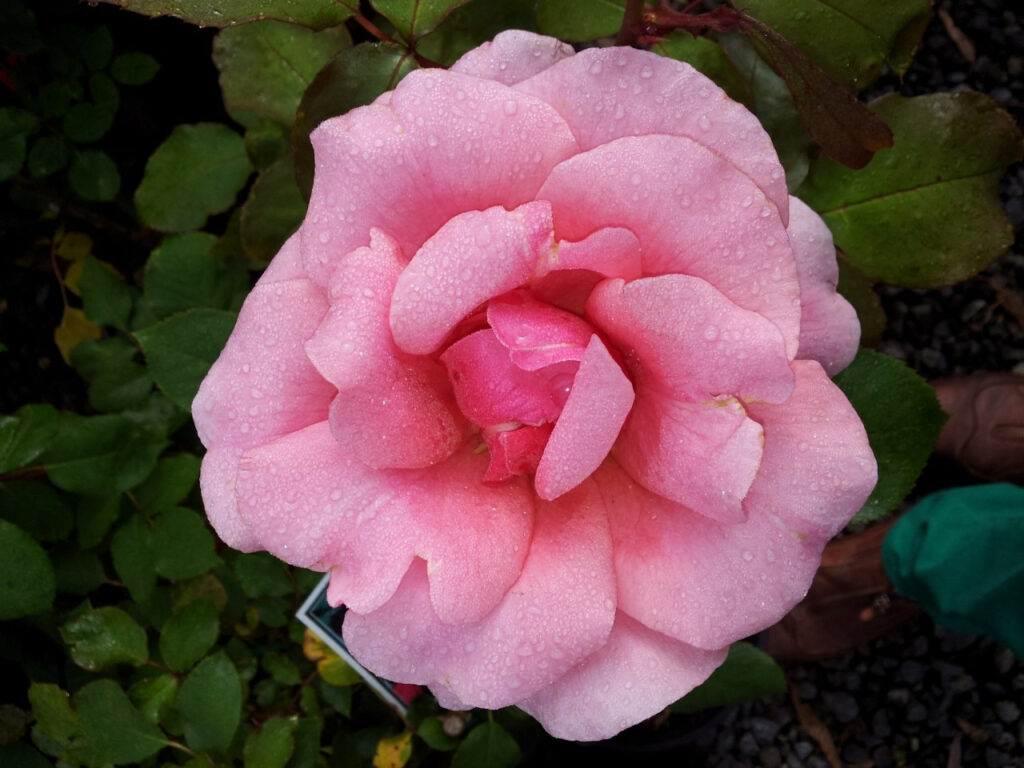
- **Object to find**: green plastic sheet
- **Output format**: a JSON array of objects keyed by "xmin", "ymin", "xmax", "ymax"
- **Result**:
[{"xmin": 883, "ymin": 483, "xmax": 1024, "ymax": 657}]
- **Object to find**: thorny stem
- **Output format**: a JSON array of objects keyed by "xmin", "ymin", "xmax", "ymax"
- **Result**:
[{"xmin": 616, "ymin": 0, "xmax": 648, "ymax": 46}]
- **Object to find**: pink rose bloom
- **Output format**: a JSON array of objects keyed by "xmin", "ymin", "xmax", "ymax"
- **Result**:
[{"xmin": 194, "ymin": 31, "xmax": 876, "ymax": 740}]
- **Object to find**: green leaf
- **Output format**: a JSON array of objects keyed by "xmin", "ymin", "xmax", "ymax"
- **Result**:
[
  {"xmin": 135, "ymin": 123, "xmax": 253, "ymax": 232},
  {"xmin": 134, "ymin": 453, "xmax": 200, "ymax": 513},
  {"xmin": 672, "ymin": 641, "xmax": 786, "ymax": 714},
  {"xmin": 152, "ymin": 507, "xmax": 222, "ymax": 580},
  {"xmin": 244, "ymin": 717, "xmax": 297, "ymax": 768},
  {"xmin": 177, "ymin": 652, "xmax": 242, "ymax": 754},
  {"xmin": 52, "ymin": 546, "xmax": 108, "ymax": 595},
  {"xmin": 75, "ymin": 679, "xmax": 168, "ymax": 765},
  {"xmin": 160, "ymin": 597, "xmax": 220, "ymax": 672},
  {"xmin": 240, "ymin": 155, "xmax": 307, "ymax": 265},
  {"xmin": 451, "ymin": 721, "xmax": 520, "ymax": 768},
  {"xmin": 135, "ymin": 308, "xmax": 238, "ymax": 411},
  {"xmin": 535, "ymin": 0, "xmax": 625, "ymax": 42},
  {"xmin": 79, "ymin": 257, "xmax": 133, "ymax": 327},
  {"xmin": 369, "ymin": 0, "xmax": 472, "ymax": 41},
  {"xmin": 416, "ymin": 717, "xmax": 458, "ymax": 751},
  {"xmin": 71, "ymin": 337, "xmax": 153, "ymax": 412},
  {"xmin": 111, "ymin": 52, "xmax": 160, "ymax": 85},
  {"xmin": 111, "ymin": 515, "xmax": 156, "ymax": 602},
  {"xmin": 416, "ymin": 0, "xmax": 538, "ymax": 67},
  {"xmin": 799, "ymin": 92, "xmax": 1024, "ymax": 287},
  {"xmin": 98, "ymin": 0, "xmax": 351, "ymax": 29},
  {"xmin": 82, "ymin": 26, "xmax": 114, "ymax": 71},
  {"xmin": 0, "ymin": 480, "xmax": 73, "ymax": 542},
  {"xmin": 28, "ymin": 683, "xmax": 80, "ymax": 744},
  {"xmin": 77, "ymin": 494, "xmax": 123, "ymax": 548},
  {"xmin": 43, "ymin": 413, "xmax": 167, "ymax": 495},
  {"xmin": 833, "ymin": 349, "xmax": 946, "ymax": 523},
  {"xmin": 653, "ymin": 32, "xmax": 753, "ymax": 107},
  {"xmin": 293, "ymin": 43, "xmax": 417, "ymax": 200},
  {"xmin": 289, "ymin": 717, "xmax": 322, "ymax": 768},
  {"xmin": 214, "ymin": 20, "xmax": 351, "ymax": 128},
  {"xmin": 128, "ymin": 674, "xmax": 178, "ymax": 725},
  {"xmin": 263, "ymin": 651, "xmax": 301, "ymax": 685},
  {"xmin": 62, "ymin": 75, "xmax": 120, "ymax": 144},
  {"xmin": 172, "ymin": 572, "xmax": 228, "ymax": 613},
  {"xmin": 61, "ymin": 606, "xmax": 149, "ymax": 670},
  {"xmin": 141, "ymin": 232, "xmax": 248, "ymax": 320},
  {"xmin": 245, "ymin": 118, "xmax": 292, "ymax": 169},
  {"xmin": 739, "ymin": 0, "xmax": 931, "ymax": 90},
  {"xmin": 234, "ymin": 552, "xmax": 293, "ymax": 598},
  {"xmin": 0, "ymin": 520, "xmax": 55, "ymax": 619},
  {"xmin": 0, "ymin": 403, "xmax": 58, "ymax": 473},
  {"xmin": 0, "ymin": 106, "xmax": 37, "ymax": 182},
  {"xmin": 27, "ymin": 135, "xmax": 69, "ymax": 178},
  {"xmin": 69, "ymin": 149, "xmax": 121, "ymax": 201}
]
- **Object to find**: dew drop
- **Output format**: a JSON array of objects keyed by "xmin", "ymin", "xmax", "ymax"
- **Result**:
[
  {"xmin": 629, "ymin": 172, "xmax": 641, "ymax": 186},
  {"xmin": 640, "ymin": 65, "xmax": 653, "ymax": 79},
  {"xmin": 318, "ymin": 231, "xmax": 330, "ymax": 244},
  {"xmin": 698, "ymin": 114, "xmax": 711, "ymax": 130},
  {"xmin": 589, "ymin": 60, "xmax": 603, "ymax": 75},
  {"xmin": 742, "ymin": 550, "xmax": 753, "ymax": 562},
  {"xmin": 703, "ymin": 325, "xmax": 719, "ymax": 341},
  {"xmin": 741, "ymin": 195, "xmax": 753, "ymax": 208},
  {"xmin": 503, "ymin": 99, "xmax": 517, "ymax": 116},
  {"xmin": 614, "ymin": 103, "xmax": 625, "ymax": 120}
]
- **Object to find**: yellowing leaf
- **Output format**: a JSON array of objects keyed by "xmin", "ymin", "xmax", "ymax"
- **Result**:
[
  {"xmin": 65, "ymin": 259, "xmax": 86, "ymax": 297},
  {"xmin": 373, "ymin": 731, "xmax": 412, "ymax": 768},
  {"xmin": 54, "ymin": 307, "xmax": 101, "ymax": 364},
  {"xmin": 317, "ymin": 654, "xmax": 362, "ymax": 687},
  {"xmin": 56, "ymin": 231, "xmax": 94, "ymax": 261},
  {"xmin": 302, "ymin": 628, "xmax": 329, "ymax": 662}
]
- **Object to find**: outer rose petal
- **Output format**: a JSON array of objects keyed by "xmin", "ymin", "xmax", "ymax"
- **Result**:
[
  {"xmin": 616, "ymin": 393, "xmax": 763, "ymax": 524},
  {"xmin": 390, "ymin": 202, "xmax": 555, "ymax": 355},
  {"xmin": 602, "ymin": 462, "xmax": 824, "ymax": 649},
  {"xmin": 450, "ymin": 30, "xmax": 574, "ymax": 86},
  {"xmin": 541, "ymin": 227, "xmax": 643, "ymax": 281},
  {"xmin": 587, "ymin": 275, "xmax": 794, "ymax": 404},
  {"xmin": 235, "ymin": 423, "xmax": 534, "ymax": 622},
  {"xmin": 342, "ymin": 480, "xmax": 616, "ymax": 708},
  {"xmin": 192, "ymin": 275, "xmax": 334, "ymax": 549},
  {"xmin": 301, "ymin": 70, "xmax": 578, "ymax": 284},
  {"xmin": 539, "ymin": 135, "xmax": 801, "ymax": 356},
  {"xmin": 787, "ymin": 196, "xmax": 861, "ymax": 375},
  {"xmin": 516, "ymin": 46, "xmax": 789, "ymax": 223},
  {"xmin": 743, "ymin": 360, "xmax": 878, "ymax": 542},
  {"xmin": 519, "ymin": 613, "xmax": 727, "ymax": 741},
  {"xmin": 305, "ymin": 230, "xmax": 464, "ymax": 469}
]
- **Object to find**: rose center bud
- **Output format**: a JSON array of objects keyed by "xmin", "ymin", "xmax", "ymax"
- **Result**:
[{"xmin": 440, "ymin": 290, "xmax": 636, "ymax": 500}]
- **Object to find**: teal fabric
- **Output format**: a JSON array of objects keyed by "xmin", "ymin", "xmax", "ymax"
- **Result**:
[{"xmin": 882, "ymin": 483, "xmax": 1024, "ymax": 657}]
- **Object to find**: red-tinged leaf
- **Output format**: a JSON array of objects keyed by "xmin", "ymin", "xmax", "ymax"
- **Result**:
[{"xmin": 736, "ymin": 14, "xmax": 893, "ymax": 169}]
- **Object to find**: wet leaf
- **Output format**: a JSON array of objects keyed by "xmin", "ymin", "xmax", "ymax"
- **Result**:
[
  {"xmin": 75, "ymin": 679, "xmax": 168, "ymax": 765},
  {"xmin": 140, "ymin": 232, "xmax": 247, "ymax": 320},
  {"xmin": 369, "ymin": 0, "xmax": 472, "ymax": 41},
  {"xmin": 61, "ymin": 607, "xmax": 148, "ymax": 670},
  {"xmin": 673, "ymin": 641, "xmax": 786, "ymax": 713},
  {"xmin": 451, "ymin": 722, "xmax": 519, "ymax": 768},
  {"xmin": 243, "ymin": 716, "xmax": 297, "ymax": 768},
  {"xmin": 213, "ymin": 20, "xmax": 350, "ymax": 128},
  {"xmin": 135, "ymin": 123, "xmax": 252, "ymax": 233},
  {"xmin": 177, "ymin": 652, "xmax": 242, "ymax": 754},
  {"xmin": 160, "ymin": 597, "xmax": 220, "ymax": 672},
  {"xmin": 69, "ymin": 149, "xmax": 121, "ymax": 201},
  {"xmin": 0, "ymin": 520, "xmax": 55, "ymax": 620},
  {"xmin": 97, "ymin": 0, "xmax": 350, "ymax": 29},
  {"xmin": 535, "ymin": 0, "xmax": 625, "ymax": 41},
  {"xmin": 799, "ymin": 92, "xmax": 1024, "ymax": 287},
  {"xmin": 0, "ymin": 403, "xmax": 58, "ymax": 473},
  {"xmin": 152, "ymin": 507, "xmax": 222, "ymax": 580}
]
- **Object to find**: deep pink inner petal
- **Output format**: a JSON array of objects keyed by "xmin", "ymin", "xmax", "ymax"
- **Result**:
[
  {"xmin": 535, "ymin": 335, "xmax": 635, "ymax": 500},
  {"xmin": 482, "ymin": 423, "xmax": 554, "ymax": 483},
  {"xmin": 390, "ymin": 202, "xmax": 555, "ymax": 355},
  {"xmin": 442, "ymin": 329, "xmax": 578, "ymax": 428},
  {"xmin": 487, "ymin": 291, "xmax": 594, "ymax": 371}
]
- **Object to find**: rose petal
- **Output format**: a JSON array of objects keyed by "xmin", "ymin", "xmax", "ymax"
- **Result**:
[
  {"xmin": 441, "ymin": 329, "xmax": 577, "ymax": 427},
  {"xmin": 343, "ymin": 479, "xmax": 616, "ymax": 707},
  {"xmin": 450, "ymin": 29, "xmax": 575, "ymax": 86},
  {"xmin": 601, "ymin": 462, "xmax": 823, "ymax": 649},
  {"xmin": 305, "ymin": 230, "xmax": 464, "ymax": 469},
  {"xmin": 192, "ymin": 277, "xmax": 334, "ymax": 548},
  {"xmin": 519, "ymin": 613, "xmax": 727, "ymax": 741},
  {"xmin": 616, "ymin": 393, "xmax": 763, "ymax": 524},
  {"xmin": 259, "ymin": 231, "xmax": 307, "ymax": 284},
  {"xmin": 517, "ymin": 47, "xmax": 789, "ymax": 223},
  {"xmin": 302, "ymin": 70, "xmax": 578, "ymax": 284},
  {"xmin": 539, "ymin": 227, "xmax": 643, "ymax": 281},
  {"xmin": 482, "ymin": 423, "xmax": 553, "ymax": 483},
  {"xmin": 390, "ymin": 202, "xmax": 555, "ymax": 355},
  {"xmin": 787, "ymin": 197, "xmax": 861, "ymax": 375},
  {"xmin": 487, "ymin": 291, "xmax": 594, "ymax": 370},
  {"xmin": 236, "ymin": 424, "xmax": 534, "ymax": 620},
  {"xmin": 539, "ymin": 135, "xmax": 801, "ymax": 356},
  {"xmin": 743, "ymin": 359, "xmax": 878, "ymax": 542},
  {"xmin": 587, "ymin": 275, "xmax": 794, "ymax": 404},
  {"xmin": 535, "ymin": 335, "xmax": 635, "ymax": 500}
]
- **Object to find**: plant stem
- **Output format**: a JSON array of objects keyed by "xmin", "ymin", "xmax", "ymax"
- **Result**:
[{"xmin": 616, "ymin": 0, "xmax": 647, "ymax": 46}]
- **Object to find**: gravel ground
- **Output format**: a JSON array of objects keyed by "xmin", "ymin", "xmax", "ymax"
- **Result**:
[{"xmin": 701, "ymin": 1, "xmax": 1024, "ymax": 766}]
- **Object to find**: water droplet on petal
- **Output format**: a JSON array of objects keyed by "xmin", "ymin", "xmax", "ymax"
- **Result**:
[{"xmin": 503, "ymin": 99, "xmax": 517, "ymax": 116}]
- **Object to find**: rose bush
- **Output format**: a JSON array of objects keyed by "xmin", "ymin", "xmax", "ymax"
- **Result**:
[{"xmin": 193, "ymin": 30, "xmax": 877, "ymax": 741}]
